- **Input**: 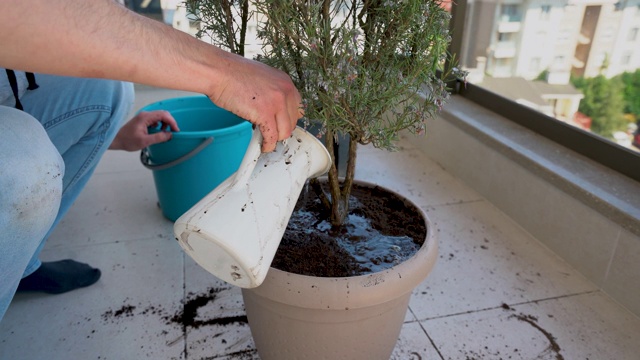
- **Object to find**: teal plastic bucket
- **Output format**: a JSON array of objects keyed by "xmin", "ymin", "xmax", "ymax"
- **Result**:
[{"xmin": 140, "ymin": 96, "xmax": 252, "ymax": 221}]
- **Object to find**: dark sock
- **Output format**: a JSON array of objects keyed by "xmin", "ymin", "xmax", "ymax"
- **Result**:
[{"xmin": 17, "ymin": 260, "xmax": 101, "ymax": 294}]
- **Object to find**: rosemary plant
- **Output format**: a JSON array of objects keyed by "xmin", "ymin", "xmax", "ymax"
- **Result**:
[{"xmin": 187, "ymin": 0, "xmax": 465, "ymax": 226}]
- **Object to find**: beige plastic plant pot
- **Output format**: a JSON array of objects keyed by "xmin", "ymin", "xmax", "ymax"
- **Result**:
[{"xmin": 241, "ymin": 182, "xmax": 438, "ymax": 360}]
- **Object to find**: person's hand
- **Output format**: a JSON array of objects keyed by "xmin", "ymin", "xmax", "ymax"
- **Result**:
[
  {"xmin": 109, "ymin": 110, "xmax": 179, "ymax": 151},
  {"xmin": 209, "ymin": 56, "xmax": 303, "ymax": 152}
]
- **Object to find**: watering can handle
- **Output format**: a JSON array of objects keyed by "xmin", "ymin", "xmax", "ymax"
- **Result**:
[{"xmin": 230, "ymin": 127, "xmax": 263, "ymax": 191}]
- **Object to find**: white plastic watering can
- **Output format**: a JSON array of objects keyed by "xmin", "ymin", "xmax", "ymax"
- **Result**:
[{"xmin": 173, "ymin": 126, "xmax": 332, "ymax": 288}]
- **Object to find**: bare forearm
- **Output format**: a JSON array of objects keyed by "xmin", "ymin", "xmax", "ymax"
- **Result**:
[
  {"xmin": 0, "ymin": 0, "xmax": 230, "ymax": 95},
  {"xmin": 1, "ymin": 0, "xmax": 303, "ymax": 152}
]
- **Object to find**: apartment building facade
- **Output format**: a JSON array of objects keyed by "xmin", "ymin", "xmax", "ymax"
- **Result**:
[{"xmin": 461, "ymin": 0, "xmax": 640, "ymax": 83}]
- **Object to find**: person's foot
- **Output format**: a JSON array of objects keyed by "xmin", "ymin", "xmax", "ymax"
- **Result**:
[{"xmin": 17, "ymin": 260, "xmax": 101, "ymax": 294}]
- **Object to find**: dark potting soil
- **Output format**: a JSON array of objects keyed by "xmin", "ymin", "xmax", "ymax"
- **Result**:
[{"xmin": 271, "ymin": 182, "xmax": 427, "ymax": 277}]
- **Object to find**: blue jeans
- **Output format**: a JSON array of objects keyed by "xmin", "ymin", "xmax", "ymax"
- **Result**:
[{"xmin": 0, "ymin": 74, "xmax": 134, "ymax": 321}]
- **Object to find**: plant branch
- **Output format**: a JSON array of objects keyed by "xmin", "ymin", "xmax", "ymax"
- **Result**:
[
  {"xmin": 325, "ymin": 129, "xmax": 346, "ymax": 225},
  {"xmin": 239, "ymin": 0, "xmax": 249, "ymax": 57},
  {"xmin": 221, "ymin": 0, "xmax": 236, "ymax": 54},
  {"xmin": 341, "ymin": 134, "xmax": 358, "ymax": 200},
  {"xmin": 310, "ymin": 177, "xmax": 331, "ymax": 210}
]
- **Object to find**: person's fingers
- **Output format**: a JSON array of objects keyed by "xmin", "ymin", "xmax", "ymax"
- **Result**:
[
  {"xmin": 146, "ymin": 130, "xmax": 173, "ymax": 147},
  {"xmin": 157, "ymin": 111, "xmax": 180, "ymax": 132},
  {"xmin": 275, "ymin": 110, "xmax": 294, "ymax": 143},
  {"xmin": 270, "ymin": 91, "xmax": 302, "ymax": 142},
  {"xmin": 140, "ymin": 111, "xmax": 179, "ymax": 132},
  {"xmin": 291, "ymin": 92, "xmax": 304, "ymax": 128},
  {"xmin": 259, "ymin": 123, "xmax": 278, "ymax": 153}
]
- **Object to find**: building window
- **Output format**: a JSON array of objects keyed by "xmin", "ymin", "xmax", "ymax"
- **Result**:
[
  {"xmin": 621, "ymin": 52, "xmax": 632, "ymax": 65},
  {"xmin": 628, "ymin": 28, "xmax": 639, "ymax": 42},
  {"xmin": 557, "ymin": 29, "xmax": 571, "ymax": 42},
  {"xmin": 553, "ymin": 55, "xmax": 565, "ymax": 67},
  {"xmin": 540, "ymin": 5, "xmax": 551, "ymax": 20},
  {"xmin": 601, "ymin": 26, "xmax": 615, "ymax": 41},
  {"xmin": 500, "ymin": 4, "xmax": 520, "ymax": 22},
  {"xmin": 498, "ymin": 32, "xmax": 512, "ymax": 42},
  {"xmin": 530, "ymin": 57, "xmax": 541, "ymax": 72},
  {"xmin": 614, "ymin": 1, "xmax": 624, "ymax": 11},
  {"xmin": 493, "ymin": 58, "xmax": 512, "ymax": 76}
]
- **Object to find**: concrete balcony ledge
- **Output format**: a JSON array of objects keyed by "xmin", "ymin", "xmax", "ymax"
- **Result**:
[{"xmin": 410, "ymin": 95, "xmax": 640, "ymax": 316}]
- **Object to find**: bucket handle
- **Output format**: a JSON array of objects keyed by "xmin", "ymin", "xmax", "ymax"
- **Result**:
[{"xmin": 140, "ymin": 137, "xmax": 214, "ymax": 171}]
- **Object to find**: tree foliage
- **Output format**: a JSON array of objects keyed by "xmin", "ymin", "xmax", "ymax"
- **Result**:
[
  {"xmin": 571, "ymin": 74, "xmax": 626, "ymax": 138},
  {"xmin": 186, "ymin": 0, "xmax": 251, "ymax": 57},
  {"xmin": 617, "ymin": 69, "xmax": 640, "ymax": 121}
]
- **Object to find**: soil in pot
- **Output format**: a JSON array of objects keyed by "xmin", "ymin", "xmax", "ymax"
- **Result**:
[{"xmin": 271, "ymin": 182, "xmax": 426, "ymax": 277}]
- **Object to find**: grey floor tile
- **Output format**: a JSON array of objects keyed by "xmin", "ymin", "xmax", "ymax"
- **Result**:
[
  {"xmin": 183, "ymin": 256, "xmax": 255, "ymax": 359},
  {"xmin": 422, "ymin": 291, "xmax": 640, "ymax": 360},
  {"xmin": 355, "ymin": 145, "xmax": 482, "ymax": 207},
  {"xmin": 46, "ymin": 170, "xmax": 174, "ymax": 249},
  {"xmin": 0, "ymin": 237, "xmax": 185, "ymax": 360},
  {"xmin": 95, "ymin": 147, "xmax": 152, "ymax": 174},
  {"xmin": 410, "ymin": 200, "xmax": 598, "ymax": 320},
  {"xmin": 391, "ymin": 321, "xmax": 441, "ymax": 360}
]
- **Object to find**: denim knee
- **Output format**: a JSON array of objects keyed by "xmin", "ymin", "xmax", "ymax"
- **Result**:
[
  {"xmin": 0, "ymin": 106, "xmax": 64, "ymax": 243},
  {"xmin": 0, "ymin": 106, "xmax": 64, "ymax": 320},
  {"xmin": 11, "ymin": 78, "xmax": 133, "ymax": 278}
]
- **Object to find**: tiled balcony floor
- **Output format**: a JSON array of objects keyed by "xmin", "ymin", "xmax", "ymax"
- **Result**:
[{"xmin": 1, "ymin": 87, "xmax": 640, "ymax": 360}]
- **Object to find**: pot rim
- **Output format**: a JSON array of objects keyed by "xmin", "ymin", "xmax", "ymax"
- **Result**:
[{"xmin": 246, "ymin": 180, "xmax": 438, "ymax": 310}]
